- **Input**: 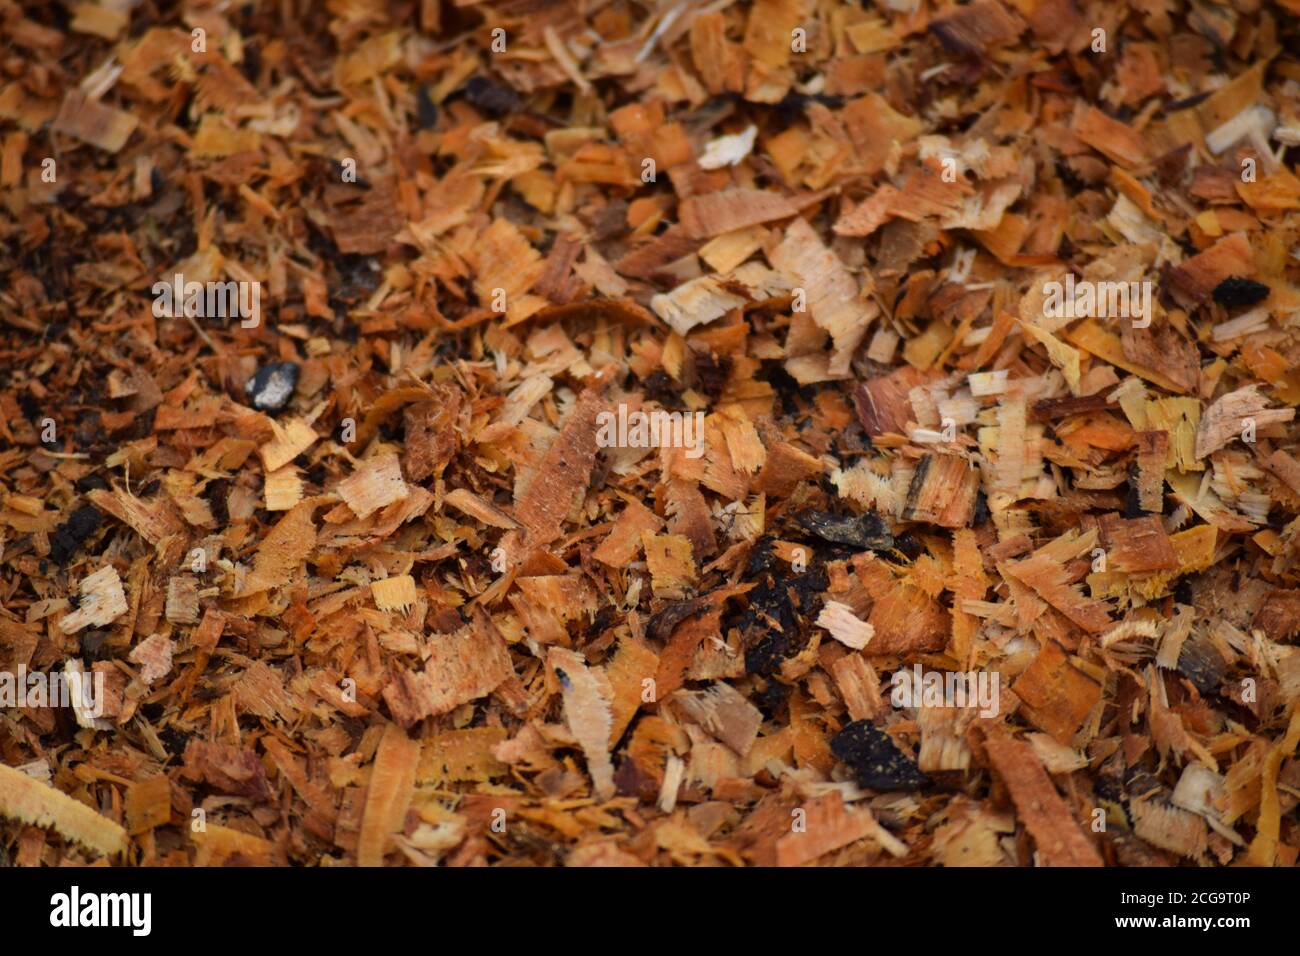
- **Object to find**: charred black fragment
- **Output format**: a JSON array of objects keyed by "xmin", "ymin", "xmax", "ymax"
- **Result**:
[
  {"xmin": 74, "ymin": 472, "xmax": 108, "ymax": 493},
  {"xmin": 1124, "ymin": 462, "xmax": 1146, "ymax": 518},
  {"xmin": 49, "ymin": 506, "xmax": 101, "ymax": 566},
  {"xmin": 79, "ymin": 629, "xmax": 110, "ymax": 662},
  {"xmin": 640, "ymin": 370, "xmax": 686, "ymax": 409},
  {"xmin": 886, "ymin": 531, "xmax": 924, "ymax": 564},
  {"xmin": 1177, "ymin": 635, "xmax": 1226, "ymax": 696},
  {"xmin": 738, "ymin": 560, "xmax": 826, "ymax": 676},
  {"xmin": 744, "ymin": 536, "xmax": 779, "ymax": 576},
  {"xmin": 831, "ymin": 720, "xmax": 929, "ymax": 791},
  {"xmin": 797, "ymin": 510, "xmax": 894, "ymax": 550},
  {"xmin": 462, "ymin": 75, "xmax": 521, "ymax": 116},
  {"xmin": 1212, "ymin": 276, "xmax": 1270, "ymax": 308},
  {"xmin": 416, "ymin": 84, "xmax": 438, "ymax": 129},
  {"xmin": 692, "ymin": 350, "xmax": 732, "ymax": 401},
  {"xmin": 752, "ymin": 678, "xmax": 791, "ymax": 721}
]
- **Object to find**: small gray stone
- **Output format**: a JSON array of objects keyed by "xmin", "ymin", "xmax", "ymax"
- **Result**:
[{"xmin": 246, "ymin": 362, "xmax": 300, "ymax": 413}]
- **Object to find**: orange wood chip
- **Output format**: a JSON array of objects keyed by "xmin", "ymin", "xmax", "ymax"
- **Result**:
[{"xmin": 1011, "ymin": 640, "xmax": 1102, "ymax": 745}]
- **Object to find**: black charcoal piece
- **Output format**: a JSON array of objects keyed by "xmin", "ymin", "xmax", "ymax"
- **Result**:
[
  {"xmin": 79, "ymin": 629, "xmax": 110, "ymax": 661},
  {"xmin": 49, "ymin": 506, "xmax": 101, "ymax": 566},
  {"xmin": 831, "ymin": 720, "xmax": 929, "ymax": 791},
  {"xmin": 246, "ymin": 362, "xmax": 300, "ymax": 412},
  {"xmin": 1212, "ymin": 276, "xmax": 1270, "ymax": 308},
  {"xmin": 462, "ymin": 75, "xmax": 520, "ymax": 116},
  {"xmin": 797, "ymin": 510, "xmax": 894, "ymax": 550},
  {"xmin": 1177, "ymin": 636, "xmax": 1226, "ymax": 696},
  {"xmin": 416, "ymin": 84, "xmax": 438, "ymax": 129},
  {"xmin": 74, "ymin": 472, "xmax": 108, "ymax": 493}
]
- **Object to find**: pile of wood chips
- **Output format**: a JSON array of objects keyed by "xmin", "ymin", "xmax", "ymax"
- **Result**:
[{"xmin": 3, "ymin": 0, "xmax": 1300, "ymax": 868}]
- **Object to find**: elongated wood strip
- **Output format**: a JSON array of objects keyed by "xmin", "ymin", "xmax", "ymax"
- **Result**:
[
  {"xmin": 983, "ymin": 735, "xmax": 1103, "ymax": 866},
  {"xmin": 0, "ymin": 762, "xmax": 127, "ymax": 857},
  {"xmin": 358, "ymin": 723, "xmax": 419, "ymax": 866}
]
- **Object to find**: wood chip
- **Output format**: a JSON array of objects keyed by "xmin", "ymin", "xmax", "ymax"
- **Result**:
[
  {"xmin": 0, "ymin": 762, "xmax": 127, "ymax": 857},
  {"xmin": 338, "ymin": 452, "xmax": 410, "ymax": 519},
  {"xmin": 983, "ymin": 735, "xmax": 1103, "ymax": 866},
  {"xmin": 358, "ymin": 723, "xmax": 419, "ymax": 867},
  {"xmin": 60, "ymin": 565, "xmax": 127, "ymax": 633}
]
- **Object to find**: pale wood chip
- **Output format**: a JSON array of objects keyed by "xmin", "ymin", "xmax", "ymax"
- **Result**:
[
  {"xmin": 513, "ymin": 369, "xmax": 614, "ymax": 554},
  {"xmin": 240, "ymin": 500, "xmax": 317, "ymax": 595},
  {"xmin": 128, "ymin": 633, "xmax": 174, "ymax": 685},
  {"xmin": 770, "ymin": 217, "xmax": 873, "ymax": 374},
  {"xmin": 403, "ymin": 388, "xmax": 461, "ymax": 481},
  {"xmin": 606, "ymin": 637, "xmax": 660, "ymax": 745},
  {"xmin": 0, "ymin": 762, "xmax": 127, "ymax": 856},
  {"xmin": 264, "ymin": 466, "xmax": 304, "ymax": 511},
  {"xmin": 337, "ymin": 452, "xmax": 410, "ymax": 519},
  {"xmin": 650, "ymin": 274, "xmax": 748, "ymax": 336},
  {"xmin": 124, "ymin": 775, "xmax": 170, "ymax": 835},
  {"xmin": 231, "ymin": 660, "xmax": 298, "ymax": 722},
  {"xmin": 87, "ymin": 487, "xmax": 184, "ymax": 546},
  {"xmin": 1196, "ymin": 384, "xmax": 1295, "ymax": 459},
  {"xmin": 259, "ymin": 417, "xmax": 318, "ymax": 473},
  {"xmin": 593, "ymin": 498, "xmax": 663, "ymax": 568},
  {"xmin": 816, "ymin": 601, "xmax": 876, "ymax": 650},
  {"xmin": 776, "ymin": 792, "xmax": 907, "ymax": 866},
  {"xmin": 472, "ymin": 218, "xmax": 545, "ymax": 322},
  {"xmin": 443, "ymin": 487, "xmax": 519, "ymax": 529},
  {"xmin": 550, "ymin": 647, "xmax": 616, "ymax": 801},
  {"xmin": 642, "ymin": 531, "xmax": 697, "ymax": 598},
  {"xmin": 165, "ymin": 574, "xmax": 200, "ymax": 624},
  {"xmin": 192, "ymin": 822, "xmax": 277, "ymax": 866},
  {"xmin": 60, "ymin": 565, "xmax": 127, "ymax": 633},
  {"xmin": 1010, "ymin": 639, "xmax": 1102, "ymax": 744},
  {"xmin": 902, "ymin": 453, "xmax": 979, "ymax": 528},
  {"xmin": 1005, "ymin": 548, "xmax": 1112, "ymax": 634},
  {"xmin": 1166, "ymin": 233, "xmax": 1254, "ymax": 307},
  {"xmin": 1070, "ymin": 103, "xmax": 1148, "ymax": 168},
  {"xmin": 1131, "ymin": 796, "xmax": 1209, "ymax": 858},
  {"xmin": 833, "ymin": 654, "xmax": 883, "ymax": 724},
  {"xmin": 382, "ymin": 624, "xmax": 513, "ymax": 727}
]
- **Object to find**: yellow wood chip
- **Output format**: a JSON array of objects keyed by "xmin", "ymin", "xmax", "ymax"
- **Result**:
[
  {"xmin": 125, "ymin": 775, "xmax": 171, "ymax": 835},
  {"xmin": 264, "ymin": 465, "xmax": 304, "ymax": 511},
  {"xmin": 0, "ymin": 762, "xmax": 127, "ymax": 856},
  {"xmin": 372, "ymin": 574, "xmax": 418, "ymax": 612},
  {"xmin": 642, "ymin": 532, "xmax": 696, "ymax": 598},
  {"xmin": 259, "ymin": 417, "xmax": 318, "ymax": 472}
]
